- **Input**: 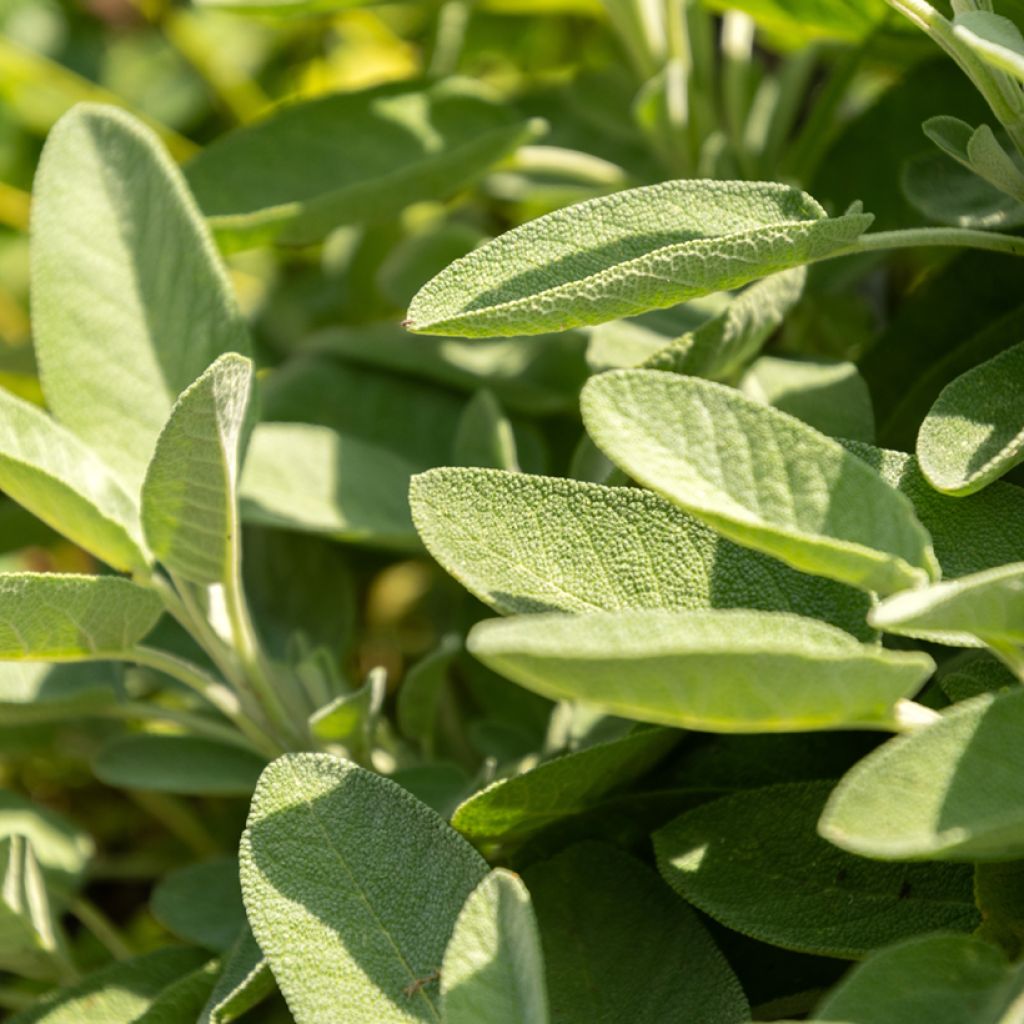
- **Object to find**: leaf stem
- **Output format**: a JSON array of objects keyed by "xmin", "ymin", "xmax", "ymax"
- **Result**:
[
  {"xmin": 100, "ymin": 701, "xmax": 262, "ymax": 753},
  {"xmin": 69, "ymin": 896, "xmax": 134, "ymax": 960},
  {"xmin": 841, "ymin": 226, "xmax": 1024, "ymax": 260}
]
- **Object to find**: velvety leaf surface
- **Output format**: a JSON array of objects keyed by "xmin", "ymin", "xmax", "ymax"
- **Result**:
[
  {"xmin": 469, "ymin": 610, "xmax": 933, "ymax": 732},
  {"xmin": 0, "ymin": 663, "xmax": 117, "ymax": 722},
  {"xmin": 582, "ymin": 372, "xmax": 938, "ymax": 594},
  {"xmin": 954, "ymin": 11, "xmax": 1024, "ymax": 83},
  {"xmin": 654, "ymin": 781, "xmax": 978, "ymax": 959},
  {"xmin": 151, "ymin": 858, "xmax": 245, "ymax": 951},
  {"xmin": 30, "ymin": 104, "xmax": 250, "ymax": 492},
  {"xmin": 199, "ymin": 927, "xmax": 274, "ymax": 1024},
  {"xmin": 240, "ymin": 753, "xmax": 488, "ymax": 1024},
  {"xmin": 406, "ymin": 181, "xmax": 871, "ymax": 336}
]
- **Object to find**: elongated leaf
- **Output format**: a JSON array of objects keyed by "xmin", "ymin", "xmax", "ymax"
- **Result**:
[
  {"xmin": 410, "ymin": 468, "xmax": 874, "ymax": 639},
  {"xmin": 142, "ymin": 354, "xmax": 253, "ymax": 585},
  {"xmin": 917, "ymin": 341, "xmax": 1024, "ymax": 495},
  {"xmin": 152, "ymin": 858, "xmax": 245, "ymax": 952},
  {"xmin": 820, "ymin": 687, "xmax": 1024, "ymax": 861},
  {"xmin": 522, "ymin": 843, "xmax": 748, "ymax": 1024},
  {"xmin": 30, "ymin": 104, "xmax": 250, "ymax": 492},
  {"xmin": 240, "ymin": 753, "xmax": 488, "ymax": 1024},
  {"xmin": 441, "ymin": 869, "xmax": 548, "ymax": 1024},
  {"xmin": 0, "ymin": 663, "xmax": 117, "ymax": 722},
  {"xmin": 954, "ymin": 11, "xmax": 1024, "ymax": 83},
  {"xmin": 397, "ymin": 634, "xmax": 461, "ymax": 756},
  {"xmin": 654, "ymin": 781, "xmax": 978, "ymax": 959},
  {"xmin": 468, "ymin": 610, "xmax": 934, "ymax": 733},
  {"xmin": 199, "ymin": 927, "xmax": 274, "ymax": 1024},
  {"xmin": 186, "ymin": 79, "xmax": 543, "ymax": 249},
  {"xmin": 406, "ymin": 181, "xmax": 872, "ymax": 337},
  {"xmin": 452, "ymin": 727, "xmax": 676, "ymax": 844},
  {"xmin": 0, "ymin": 574, "xmax": 162, "ymax": 660},
  {"xmin": 922, "ymin": 117, "xmax": 1024, "ymax": 202},
  {"xmin": 582, "ymin": 372, "xmax": 937, "ymax": 594},
  {"xmin": 0, "ymin": 387, "xmax": 147, "ymax": 571}
]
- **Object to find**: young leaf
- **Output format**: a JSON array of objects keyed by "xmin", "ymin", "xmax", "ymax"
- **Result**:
[
  {"xmin": 582, "ymin": 371, "xmax": 938, "ymax": 594},
  {"xmin": 654, "ymin": 781, "xmax": 978, "ymax": 959},
  {"xmin": 0, "ymin": 574, "xmax": 162, "ymax": 660},
  {"xmin": 521, "ymin": 842, "xmax": 748, "ymax": 1024},
  {"xmin": 441, "ymin": 869, "xmax": 549, "ymax": 1024},
  {"xmin": 953, "ymin": 11, "xmax": 1024, "ymax": 84},
  {"xmin": 30, "ymin": 104, "xmax": 250, "ymax": 492},
  {"xmin": 468, "ymin": 610, "xmax": 934, "ymax": 733},
  {"xmin": 917, "ymin": 341, "xmax": 1024, "ymax": 496},
  {"xmin": 0, "ymin": 663, "xmax": 117, "ymax": 723},
  {"xmin": 452, "ymin": 390, "xmax": 520, "ymax": 471},
  {"xmin": 142, "ymin": 354, "xmax": 253, "ymax": 585},
  {"xmin": 151, "ymin": 858, "xmax": 245, "ymax": 952},
  {"xmin": 406, "ymin": 181, "xmax": 872, "ymax": 337},
  {"xmin": 410, "ymin": 468, "xmax": 874, "ymax": 640},
  {"xmin": 199, "ymin": 927, "xmax": 274, "ymax": 1024},
  {"xmin": 308, "ymin": 668, "xmax": 387, "ymax": 763},
  {"xmin": 397, "ymin": 634, "xmax": 461, "ymax": 756},
  {"xmin": 186, "ymin": 79, "xmax": 543, "ymax": 249},
  {"xmin": 922, "ymin": 117, "xmax": 1024, "ymax": 202},
  {"xmin": 240, "ymin": 753, "xmax": 488, "ymax": 1024},
  {"xmin": 820, "ymin": 687, "xmax": 1024, "ymax": 861},
  {"xmin": 0, "ymin": 387, "xmax": 148, "ymax": 571}
]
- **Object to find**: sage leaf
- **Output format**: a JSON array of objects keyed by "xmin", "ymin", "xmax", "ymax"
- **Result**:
[
  {"xmin": 410, "ymin": 468, "xmax": 874, "ymax": 639},
  {"xmin": 186, "ymin": 79, "xmax": 543, "ymax": 249},
  {"xmin": 199, "ymin": 927, "xmax": 274, "ymax": 1024},
  {"xmin": 240, "ymin": 753, "xmax": 488, "ymax": 1024},
  {"xmin": 308, "ymin": 667, "xmax": 387, "ymax": 763},
  {"xmin": 0, "ymin": 574, "xmax": 162, "ymax": 660},
  {"xmin": 820, "ymin": 687, "xmax": 1024, "ymax": 861},
  {"xmin": 30, "ymin": 104, "xmax": 250, "ymax": 492},
  {"xmin": 405, "ymin": 181, "xmax": 872, "ymax": 337},
  {"xmin": 452, "ymin": 390, "xmax": 520, "ymax": 472},
  {"xmin": 0, "ymin": 387, "xmax": 147, "ymax": 571},
  {"xmin": 922, "ymin": 117, "xmax": 1024, "ymax": 202},
  {"xmin": 397, "ymin": 634, "xmax": 461, "ymax": 756},
  {"xmin": 135, "ymin": 960, "xmax": 221, "ymax": 1024},
  {"xmin": 441, "ymin": 869, "xmax": 549, "ymax": 1024},
  {"xmin": 582, "ymin": 371, "xmax": 938, "ymax": 594},
  {"xmin": 654, "ymin": 781, "xmax": 978, "ymax": 959},
  {"xmin": 953, "ymin": 11, "xmax": 1024, "ymax": 84},
  {"xmin": 917, "ymin": 341, "xmax": 1024, "ymax": 496},
  {"xmin": 522, "ymin": 842, "xmax": 748, "ymax": 1024},
  {"xmin": 151, "ymin": 858, "xmax": 245, "ymax": 952},
  {"xmin": 468, "ymin": 610, "xmax": 934, "ymax": 733},
  {"xmin": 0, "ymin": 663, "xmax": 117, "ymax": 723}
]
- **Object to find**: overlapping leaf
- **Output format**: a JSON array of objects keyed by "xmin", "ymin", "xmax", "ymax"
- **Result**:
[
  {"xmin": 954, "ymin": 11, "xmax": 1024, "ymax": 83},
  {"xmin": 151, "ymin": 858, "xmax": 245, "ymax": 952}
]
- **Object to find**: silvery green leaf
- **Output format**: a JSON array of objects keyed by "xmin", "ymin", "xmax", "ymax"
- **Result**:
[
  {"xmin": 308, "ymin": 667, "xmax": 387, "ymax": 762},
  {"xmin": 923, "ymin": 116, "xmax": 1024, "ymax": 201},
  {"xmin": 953, "ymin": 11, "xmax": 1024, "ymax": 84}
]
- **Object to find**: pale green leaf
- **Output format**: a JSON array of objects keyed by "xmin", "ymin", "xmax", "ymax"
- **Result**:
[
  {"xmin": 0, "ymin": 663, "xmax": 117, "ymax": 723},
  {"xmin": 142, "ymin": 353, "xmax": 253, "ymax": 585},
  {"xmin": 0, "ymin": 387, "xmax": 147, "ymax": 572},
  {"xmin": 308, "ymin": 667, "xmax": 387, "ymax": 762},
  {"xmin": 468, "ymin": 609, "xmax": 934, "ymax": 733},
  {"xmin": 0, "ymin": 574, "xmax": 162, "ymax": 660},
  {"xmin": 30, "ymin": 104, "xmax": 250, "ymax": 492},
  {"xmin": 954, "ymin": 11, "xmax": 1024, "ymax": 84},
  {"xmin": 582, "ymin": 371, "xmax": 938, "ymax": 594},
  {"xmin": 410, "ymin": 468, "xmax": 874, "ymax": 639},
  {"xmin": 441, "ymin": 869, "xmax": 548, "ymax": 1024},
  {"xmin": 452, "ymin": 390, "xmax": 520, "ymax": 472},
  {"xmin": 240, "ymin": 753, "xmax": 488, "ymax": 1024},
  {"xmin": 186, "ymin": 79, "xmax": 543, "ymax": 249},
  {"xmin": 151, "ymin": 858, "xmax": 245, "ymax": 952},
  {"xmin": 923, "ymin": 116, "xmax": 1024, "ymax": 202},
  {"xmin": 199, "ymin": 927, "xmax": 274, "ymax": 1024},
  {"xmin": 397, "ymin": 634, "xmax": 461, "ymax": 756},
  {"xmin": 405, "ymin": 181, "xmax": 872, "ymax": 337},
  {"xmin": 700, "ymin": 0, "xmax": 889, "ymax": 44},
  {"xmin": 654, "ymin": 780, "xmax": 978, "ymax": 959},
  {"xmin": 917, "ymin": 341, "xmax": 1024, "ymax": 495},
  {"xmin": 820, "ymin": 687, "xmax": 1024, "ymax": 860}
]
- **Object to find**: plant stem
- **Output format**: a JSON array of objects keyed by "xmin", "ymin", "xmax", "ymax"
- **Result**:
[
  {"xmin": 69, "ymin": 896, "xmax": 134, "ymax": 960},
  {"xmin": 837, "ymin": 226, "xmax": 1024, "ymax": 260},
  {"xmin": 101, "ymin": 702, "xmax": 262, "ymax": 753}
]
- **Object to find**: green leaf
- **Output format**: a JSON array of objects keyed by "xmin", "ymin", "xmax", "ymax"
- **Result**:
[
  {"xmin": 93, "ymin": 735, "xmax": 266, "ymax": 795},
  {"xmin": 199, "ymin": 927, "xmax": 274, "ymax": 1024},
  {"xmin": 582, "ymin": 371, "xmax": 938, "ymax": 594},
  {"xmin": 142, "ymin": 354, "xmax": 253, "ymax": 586},
  {"xmin": 820, "ymin": 687, "xmax": 1024, "ymax": 861},
  {"xmin": 954, "ymin": 11, "xmax": 1024, "ymax": 84},
  {"xmin": 452, "ymin": 390, "xmax": 520, "ymax": 472},
  {"xmin": 308, "ymin": 667, "xmax": 387, "ymax": 762},
  {"xmin": 917, "ymin": 341, "xmax": 1024, "ymax": 496},
  {"xmin": 0, "ymin": 574, "xmax": 162, "ymax": 660},
  {"xmin": 939, "ymin": 650, "xmax": 1018, "ymax": 702},
  {"xmin": 7, "ymin": 947, "xmax": 208, "ymax": 1024},
  {"xmin": 468, "ymin": 610, "xmax": 934, "ymax": 733},
  {"xmin": 0, "ymin": 387, "xmax": 148, "ymax": 572},
  {"xmin": 0, "ymin": 663, "xmax": 117, "ymax": 722},
  {"xmin": 410, "ymin": 468, "xmax": 874, "ymax": 639},
  {"xmin": 521, "ymin": 842, "xmax": 748, "ymax": 1024},
  {"xmin": 30, "ymin": 104, "xmax": 250, "ymax": 493},
  {"xmin": 976, "ymin": 860, "xmax": 1024, "ymax": 958},
  {"xmin": 151, "ymin": 858, "xmax": 245, "ymax": 952},
  {"xmin": 134, "ymin": 960, "xmax": 221, "ymax": 1024},
  {"xmin": 441, "ymin": 869, "xmax": 548, "ymax": 1024},
  {"xmin": 405, "ymin": 181, "xmax": 872, "ymax": 337},
  {"xmin": 654, "ymin": 780, "xmax": 978, "ymax": 959},
  {"xmin": 922, "ymin": 117, "xmax": 1024, "ymax": 202},
  {"xmin": 397, "ymin": 634, "xmax": 461, "ymax": 756},
  {"xmin": 452, "ymin": 727, "xmax": 677, "ymax": 844},
  {"xmin": 240, "ymin": 753, "xmax": 488, "ymax": 1024},
  {"xmin": 700, "ymin": 0, "xmax": 889, "ymax": 44},
  {"xmin": 186, "ymin": 79, "xmax": 543, "ymax": 250}
]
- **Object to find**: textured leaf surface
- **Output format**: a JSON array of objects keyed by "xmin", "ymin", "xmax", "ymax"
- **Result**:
[
  {"xmin": 0, "ymin": 663, "xmax": 117, "ymax": 722},
  {"xmin": 30, "ymin": 104, "xmax": 250, "ymax": 492},
  {"xmin": 954, "ymin": 11, "xmax": 1024, "ymax": 83},
  {"xmin": 654, "ymin": 781, "xmax": 978, "ymax": 959},
  {"xmin": 240, "ymin": 754, "xmax": 488, "ymax": 1024},
  {"xmin": 0, "ymin": 574, "xmax": 162, "ymax": 660},
  {"xmin": 583, "ymin": 372, "xmax": 937, "ymax": 594},
  {"xmin": 142, "ymin": 354, "xmax": 253, "ymax": 585},
  {"xmin": 410, "ymin": 468, "xmax": 873, "ymax": 639},
  {"xmin": 199, "ymin": 927, "xmax": 274, "ymax": 1024},
  {"xmin": 820, "ymin": 688, "xmax": 1024, "ymax": 861},
  {"xmin": 522, "ymin": 843, "xmax": 748, "ymax": 1024},
  {"xmin": 441, "ymin": 869, "xmax": 548, "ymax": 1024},
  {"xmin": 406, "ymin": 181, "xmax": 871, "ymax": 337},
  {"xmin": 917, "ymin": 341, "xmax": 1024, "ymax": 495},
  {"xmin": 151, "ymin": 858, "xmax": 245, "ymax": 951},
  {"xmin": 469, "ymin": 610, "xmax": 933, "ymax": 733}
]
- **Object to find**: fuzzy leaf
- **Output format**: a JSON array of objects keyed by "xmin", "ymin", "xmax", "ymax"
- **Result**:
[
  {"xmin": 582, "ymin": 371, "xmax": 938, "ymax": 594},
  {"xmin": 151, "ymin": 858, "xmax": 245, "ymax": 952},
  {"xmin": 922, "ymin": 117, "xmax": 1024, "ymax": 202},
  {"xmin": 406, "ymin": 181, "xmax": 872, "ymax": 337},
  {"xmin": 954, "ymin": 11, "xmax": 1024, "ymax": 84}
]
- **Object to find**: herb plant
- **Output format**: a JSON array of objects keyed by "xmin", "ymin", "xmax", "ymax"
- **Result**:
[{"xmin": 2, "ymin": 0, "xmax": 1024, "ymax": 1021}]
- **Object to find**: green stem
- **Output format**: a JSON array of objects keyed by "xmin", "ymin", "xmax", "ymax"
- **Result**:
[
  {"xmin": 69, "ymin": 896, "xmax": 134, "ymax": 960},
  {"xmin": 101, "ymin": 702, "xmax": 262, "ymax": 753},
  {"xmin": 845, "ymin": 226, "xmax": 1024, "ymax": 259}
]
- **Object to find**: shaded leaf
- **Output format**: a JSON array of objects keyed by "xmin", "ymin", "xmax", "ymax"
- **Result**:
[
  {"xmin": 151, "ymin": 858, "xmax": 245, "ymax": 952},
  {"xmin": 452, "ymin": 390, "xmax": 519, "ymax": 471},
  {"xmin": 199, "ymin": 927, "xmax": 274, "ymax": 1024},
  {"xmin": 135, "ymin": 960, "xmax": 221, "ymax": 1024},
  {"xmin": 0, "ymin": 663, "xmax": 118, "ymax": 722},
  {"xmin": 397, "ymin": 634, "xmax": 461, "ymax": 756}
]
